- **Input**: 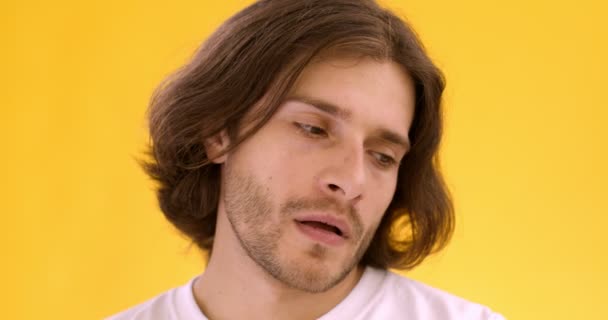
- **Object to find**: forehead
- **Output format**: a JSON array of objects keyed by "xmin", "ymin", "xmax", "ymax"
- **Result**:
[{"xmin": 285, "ymin": 55, "xmax": 416, "ymax": 136}]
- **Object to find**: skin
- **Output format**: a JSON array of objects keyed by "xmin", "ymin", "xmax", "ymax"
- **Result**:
[{"xmin": 195, "ymin": 55, "xmax": 416, "ymax": 320}]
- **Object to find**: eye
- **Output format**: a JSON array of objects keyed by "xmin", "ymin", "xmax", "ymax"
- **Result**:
[
  {"xmin": 372, "ymin": 152, "xmax": 398, "ymax": 168},
  {"xmin": 294, "ymin": 122, "xmax": 328, "ymax": 138}
]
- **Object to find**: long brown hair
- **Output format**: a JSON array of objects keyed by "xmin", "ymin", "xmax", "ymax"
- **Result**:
[{"xmin": 142, "ymin": 0, "xmax": 454, "ymax": 270}]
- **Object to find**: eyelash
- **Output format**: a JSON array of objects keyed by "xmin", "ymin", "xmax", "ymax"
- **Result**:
[{"xmin": 293, "ymin": 122, "xmax": 398, "ymax": 169}]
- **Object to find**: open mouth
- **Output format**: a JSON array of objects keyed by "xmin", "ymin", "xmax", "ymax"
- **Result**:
[{"xmin": 297, "ymin": 220, "xmax": 343, "ymax": 237}]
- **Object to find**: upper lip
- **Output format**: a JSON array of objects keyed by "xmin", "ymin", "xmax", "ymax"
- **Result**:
[{"xmin": 294, "ymin": 213, "xmax": 351, "ymax": 238}]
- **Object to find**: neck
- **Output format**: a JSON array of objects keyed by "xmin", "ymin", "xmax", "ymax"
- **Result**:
[{"xmin": 192, "ymin": 212, "xmax": 365, "ymax": 320}]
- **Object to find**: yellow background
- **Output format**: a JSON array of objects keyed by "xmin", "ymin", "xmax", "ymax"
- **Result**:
[{"xmin": 3, "ymin": 0, "xmax": 606, "ymax": 319}]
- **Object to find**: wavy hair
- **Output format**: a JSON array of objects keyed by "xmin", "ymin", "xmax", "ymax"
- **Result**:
[{"xmin": 142, "ymin": 0, "xmax": 454, "ymax": 270}]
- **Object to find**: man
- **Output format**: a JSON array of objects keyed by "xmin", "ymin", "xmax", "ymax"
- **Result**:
[{"xmin": 109, "ymin": 0, "xmax": 505, "ymax": 319}]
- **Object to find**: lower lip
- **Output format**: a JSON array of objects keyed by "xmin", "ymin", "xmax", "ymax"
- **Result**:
[{"xmin": 295, "ymin": 221, "xmax": 346, "ymax": 246}]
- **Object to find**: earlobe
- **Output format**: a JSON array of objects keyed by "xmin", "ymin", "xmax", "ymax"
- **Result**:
[{"xmin": 204, "ymin": 130, "xmax": 230, "ymax": 164}]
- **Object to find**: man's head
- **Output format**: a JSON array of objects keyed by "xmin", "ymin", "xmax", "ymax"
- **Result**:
[
  {"xmin": 205, "ymin": 55, "xmax": 415, "ymax": 292},
  {"xmin": 143, "ymin": 0, "xmax": 454, "ymax": 283}
]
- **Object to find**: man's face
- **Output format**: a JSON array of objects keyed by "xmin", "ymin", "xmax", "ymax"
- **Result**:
[{"xmin": 219, "ymin": 55, "xmax": 415, "ymax": 293}]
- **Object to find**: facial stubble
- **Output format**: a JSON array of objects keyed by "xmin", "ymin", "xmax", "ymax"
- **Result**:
[{"xmin": 223, "ymin": 168, "xmax": 377, "ymax": 293}]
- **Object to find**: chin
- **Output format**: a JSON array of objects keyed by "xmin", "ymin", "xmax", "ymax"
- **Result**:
[{"xmin": 274, "ymin": 248, "xmax": 358, "ymax": 293}]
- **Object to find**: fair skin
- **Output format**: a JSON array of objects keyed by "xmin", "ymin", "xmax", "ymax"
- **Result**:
[{"xmin": 195, "ymin": 55, "xmax": 416, "ymax": 320}]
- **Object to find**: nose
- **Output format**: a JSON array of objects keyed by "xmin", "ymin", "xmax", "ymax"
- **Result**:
[{"xmin": 317, "ymin": 144, "xmax": 366, "ymax": 205}]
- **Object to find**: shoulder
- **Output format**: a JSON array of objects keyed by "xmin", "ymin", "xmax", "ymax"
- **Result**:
[
  {"xmin": 104, "ymin": 290, "xmax": 176, "ymax": 320},
  {"xmin": 322, "ymin": 267, "xmax": 505, "ymax": 320},
  {"xmin": 104, "ymin": 276, "xmax": 207, "ymax": 320},
  {"xmin": 381, "ymin": 269, "xmax": 506, "ymax": 320}
]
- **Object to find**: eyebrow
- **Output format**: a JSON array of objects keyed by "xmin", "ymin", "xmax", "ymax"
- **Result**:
[{"xmin": 286, "ymin": 95, "xmax": 411, "ymax": 152}]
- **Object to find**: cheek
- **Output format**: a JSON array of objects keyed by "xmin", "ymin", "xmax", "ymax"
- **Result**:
[
  {"xmin": 272, "ymin": 160, "xmax": 316, "ymax": 199},
  {"xmin": 362, "ymin": 180, "xmax": 398, "ymax": 226},
  {"xmin": 250, "ymin": 145, "xmax": 312, "ymax": 201}
]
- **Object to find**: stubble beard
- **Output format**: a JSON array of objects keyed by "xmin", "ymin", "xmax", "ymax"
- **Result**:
[{"xmin": 223, "ymin": 169, "xmax": 377, "ymax": 293}]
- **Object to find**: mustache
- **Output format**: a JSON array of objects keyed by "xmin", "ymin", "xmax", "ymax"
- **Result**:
[{"xmin": 280, "ymin": 197, "xmax": 363, "ymax": 237}]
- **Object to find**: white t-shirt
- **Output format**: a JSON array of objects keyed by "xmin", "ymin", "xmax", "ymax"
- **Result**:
[{"xmin": 106, "ymin": 267, "xmax": 505, "ymax": 319}]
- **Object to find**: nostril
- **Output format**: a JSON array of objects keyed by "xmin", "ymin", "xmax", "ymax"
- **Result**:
[{"xmin": 328, "ymin": 184, "xmax": 340, "ymax": 191}]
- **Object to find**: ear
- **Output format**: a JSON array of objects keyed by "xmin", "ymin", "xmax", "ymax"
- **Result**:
[{"xmin": 203, "ymin": 130, "xmax": 230, "ymax": 164}]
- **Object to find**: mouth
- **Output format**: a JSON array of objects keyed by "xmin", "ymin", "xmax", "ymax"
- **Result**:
[
  {"xmin": 294, "ymin": 217, "xmax": 349, "ymax": 246},
  {"xmin": 296, "ymin": 220, "xmax": 343, "ymax": 237}
]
